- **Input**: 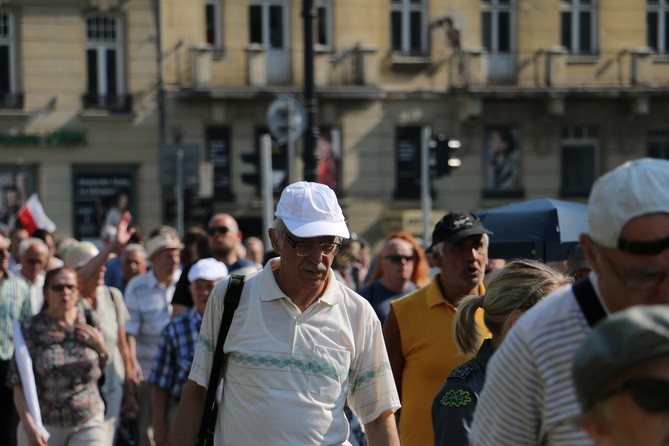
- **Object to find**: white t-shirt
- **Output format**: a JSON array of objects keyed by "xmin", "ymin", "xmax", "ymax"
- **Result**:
[{"xmin": 189, "ymin": 259, "xmax": 400, "ymax": 445}]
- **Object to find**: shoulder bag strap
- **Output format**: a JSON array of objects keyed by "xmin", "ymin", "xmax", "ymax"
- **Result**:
[
  {"xmin": 198, "ymin": 274, "xmax": 245, "ymax": 442},
  {"xmin": 572, "ymin": 276, "xmax": 606, "ymax": 328}
]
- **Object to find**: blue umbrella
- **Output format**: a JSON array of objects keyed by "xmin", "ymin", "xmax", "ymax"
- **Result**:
[{"xmin": 476, "ymin": 198, "xmax": 588, "ymax": 262}]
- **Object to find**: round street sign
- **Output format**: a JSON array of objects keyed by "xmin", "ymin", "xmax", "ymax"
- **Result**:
[{"xmin": 266, "ymin": 96, "xmax": 307, "ymax": 143}]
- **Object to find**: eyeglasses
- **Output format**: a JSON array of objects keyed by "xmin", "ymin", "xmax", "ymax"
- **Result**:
[
  {"xmin": 207, "ymin": 226, "xmax": 230, "ymax": 236},
  {"xmin": 49, "ymin": 284, "xmax": 78, "ymax": 292},
  {"xmin": 599, "ymin": 378, "xmax": 669, "ymax": 412},
  {"xmin": 284, "ymin": 233, "xmax": 341, "ymax": 257},
  {"xmin": 384, "ymin": 254, "xmax": 416, "ymax": 264},
  {"xmin": 598, "ymin": 250, "xmax": 666, "ymax": 291}
]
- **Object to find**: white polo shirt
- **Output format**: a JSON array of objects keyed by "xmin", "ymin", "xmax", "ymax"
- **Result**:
[{"xmin": 189, "ymin": 258, "xmax": 400, "ymax": 445}]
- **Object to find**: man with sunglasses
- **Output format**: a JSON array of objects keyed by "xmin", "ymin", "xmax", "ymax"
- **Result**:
[
  {"xmin": 469, "ymin": 158, "xmax": 669, "ymax": 446},
  {"xmin": 170, "ymin": 181, "xmax": 400, "ymax": 445},
  {"xmin": 383, "ymin": 211, "xmax": 491, "ymax": 446},
  {"xmin": 573, "ymin": 305, "xmax": 669, "ymax": 445},
  {"xmin": 171, "ymin": 214, "xmax": 256, "ymax": 316},
  {"xmin": 359, "ymin": 236, "xmax": 420, "ymax": 324}
]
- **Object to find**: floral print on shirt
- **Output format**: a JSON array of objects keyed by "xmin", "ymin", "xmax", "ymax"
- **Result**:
[{"xmin": 6, "ymin": 310, "xmax": 104, "ymax": 427}]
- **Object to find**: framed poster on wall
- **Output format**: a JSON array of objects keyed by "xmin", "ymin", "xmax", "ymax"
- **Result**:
[
  {"xmin": 72, "ymin": 167, "xmax": 136, "ymax": 243},
  {"xmin": 483, "ymin": 125, "xmax": 524, "ymax": 197},
  {"xmin": 0, "ymin": 165, "xmax": 37, "ymax": 230}
]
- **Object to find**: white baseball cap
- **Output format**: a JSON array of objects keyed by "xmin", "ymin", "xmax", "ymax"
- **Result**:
[
  {"xmin": 187, "ymin": 258, "xmax": 228, "ymax": 282},
  {"xmin": 274, "ymin": 181, "xmax": 350, "ymax": 238},
  {"xmin": 588, "ymin": 158, "xmax": 669, "ymax": 251}
]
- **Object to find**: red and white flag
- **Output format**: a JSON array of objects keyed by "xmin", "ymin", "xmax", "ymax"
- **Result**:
[{"xmin": 17, "ymin": 194, "xmax": 56, "ymax": 235}]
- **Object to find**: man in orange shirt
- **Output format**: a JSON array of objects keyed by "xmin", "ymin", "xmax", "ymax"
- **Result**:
[{"xmin": 383, "ymin": 211, "xmax": 491, "ymax": 446}]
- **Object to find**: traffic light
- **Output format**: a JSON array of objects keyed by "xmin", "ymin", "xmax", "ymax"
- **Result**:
[
  {"xmin": 241, "ymin": 151, "xmax": 260, "ymax": 187},
  {"xmin": 431, "ymin": 134, "xmax": 462, "ymax": 177}
]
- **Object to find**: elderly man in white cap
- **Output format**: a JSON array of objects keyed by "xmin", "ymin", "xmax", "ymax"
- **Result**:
[
  {"xmin": 469, "ymin": 158, "xmax": 669, "ymax": 446},
  {"xmin": 148, "ymin": 258, "xmax": 228, "ymax": 446},
  {"xmin": 125, "ymin": 233, "xmax": 183, "ymax": 446},
  {"xmin": 170, "ymin": 182, "xmax": 400, "ymax": 445}
]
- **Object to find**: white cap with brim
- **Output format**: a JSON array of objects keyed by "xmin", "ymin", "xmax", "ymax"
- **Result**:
[
  {"xmin": 187, "ymin": 258, "xmax": 228, "ymax": 282},
  {"xmin": 275, "ymin": 181, "xmax": 350, "ymax": 239},
  {"xmin": 588, "ymin": 158, "xmax": 669, "ymax": 250}
]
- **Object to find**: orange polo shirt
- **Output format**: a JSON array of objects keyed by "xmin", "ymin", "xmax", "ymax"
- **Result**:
[{"xmin": 390, "ymin": 276, "xmax": 487, "ymax": 446}]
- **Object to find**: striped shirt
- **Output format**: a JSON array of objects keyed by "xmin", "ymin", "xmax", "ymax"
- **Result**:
[
  {"xmin": 125, "ymin": 270, "xmax": 180, "ymax": 377},
  {"xmin": 469, "ymin": 278, "xmax": 598, "ymax": 446},
  {"xmin": 0, "ymin": 270, "xmax": 32, "ymax": 360},
  {"xmin": 148, "ymin": 307, "xmax": 202, "ymax": 400}
]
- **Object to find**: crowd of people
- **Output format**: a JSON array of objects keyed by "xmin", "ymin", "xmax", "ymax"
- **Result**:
[{"xmin": 0, "ymin": 156, "xmax": 668, "ymax": 446}]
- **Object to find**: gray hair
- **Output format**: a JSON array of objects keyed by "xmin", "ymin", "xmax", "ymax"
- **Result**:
[
  {"xmin": 453, "ymin": 259, "xmax": 572, "ymax": 356},
  {"xmin": 271, "ymin": 218, "xmax": 288, "ymax": 244},
  {"xmin": 18, "ymin": 237, "xmax": 49, "ymax": 257},
  {"xmin": 122, "ymin": 243, "xmax": 147, "ymax": 259}
]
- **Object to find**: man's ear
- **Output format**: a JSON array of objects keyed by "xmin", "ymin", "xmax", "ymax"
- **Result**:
[
  {"xmin": 268, "ymin": 228, "xmax": 281, "ymax": 254},
  {"xmin": 580, "ymin": 410, "xmax": 613, "ymax": 446},
  {"xmin": 579, "ymin": 234, "xmax": 601, "ymax": 274}
]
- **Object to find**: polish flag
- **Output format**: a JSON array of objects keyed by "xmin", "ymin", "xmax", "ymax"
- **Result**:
[{"xmin": 17, "ymin": 194, "xmax": 57, "ymax": 235}]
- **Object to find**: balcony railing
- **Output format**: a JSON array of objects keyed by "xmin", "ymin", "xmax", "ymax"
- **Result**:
[
  {"xmin": 164, "ymin": 42, "xmax": 669, "ymax": 92},
  {"xmin": 81, "ymin": 94, "xmax": 132, "ymax": 113},
  {"xmin": 0, "ymin": 92, "xmax": 24, "ymax": 109},
  {"xmin": 169, "ymin": 44, "xmax": 379, "ymax": 89},
  {"xmin": 448, "ymin": 47, "xmax": 669, "ymax": 90}
]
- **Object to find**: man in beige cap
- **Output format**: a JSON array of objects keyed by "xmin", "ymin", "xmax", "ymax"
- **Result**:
[
  {"xmin": 170, "ymin": 182, "xmax": 400, "ymax": 445},
  {"xmin": 573, "ymin": 305, "xmax": 669, "ymax": 445},
  {"xmin": 470, "ymin": 158, "xmax": 669, "ymax": 445},
  {"xmin": 125, "ymin": 233, "xmax": 183, "ymax": 446}
]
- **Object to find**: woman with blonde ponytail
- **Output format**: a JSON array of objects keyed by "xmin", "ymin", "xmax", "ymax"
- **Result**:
[{"xmin": 432, "ymin": 259, "xmax": 572, "ymax": 445}]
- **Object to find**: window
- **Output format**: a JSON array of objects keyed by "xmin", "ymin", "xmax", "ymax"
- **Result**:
[
  {"xmin": 394, "ymin": 126, "xmax": 423, "ymax": 199},
  {"xmin": 314, "ymin": 0, "xmax": 333, "ymax": 49},
  {"xmin": 205, "ymin": 0, "xmax": 222, "ymax": 47},
  {"xmin": 561, "ymin": 126, "xmax": 598, "ymax": 197},
  {"xmin": 560, "ymin": 0, "xmax": 597, "ymax": 55},
  {"xmin": 391, "ymin": 0, "xmax": 428, "ymax": 56},
  {"xmin": 647, "ymin": 0, "xmax": 669, "ymax": 54},
  {"xmin": 0, "ymin": 11, "xmax": 20, "ymax": 108},
  {"xmin": 482, "ymin": 0, "xmax": 513, "ymax": 54},
  {"xmin": 249, "ymin": 2, "xmax": 284, "ymax": 49},
  {"xmin": 206, "ymin": 127, "xmax": 234, "ymax": 201},
  {"xmin": 84, "ymin": 15, "xmax": 129, "ymax": 112},
  {"xmin": 648, "ymin": 130, "xmax": 669, "ymax": 159}
]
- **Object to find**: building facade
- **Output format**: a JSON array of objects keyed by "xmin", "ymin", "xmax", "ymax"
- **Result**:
[
  {"xmin": 2, "ymin": 0, "xmax": 669, "ymax": 245},
  {"xmin": 0, "ymin": 0, "xmax": 161, "ymax": 242},
  {"xmin": 160, "ymin": 0, "xmax": 669, "ymax": 244}
]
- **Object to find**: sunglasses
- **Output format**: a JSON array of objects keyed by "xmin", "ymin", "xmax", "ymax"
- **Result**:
[
  {"xmin": 600, "ymin": 378, "xmax": 669, "ymax": 412},
  {"xmin": 384, "ymin": 254, "xmax": 416, "ymax": 263},
  {"xmin": 207, "ymin": 226, "xmax": 230, "ymax": 236},
  {"xmin": 50, "ymin": 284, "xmax": 78, "ymax": 292}
]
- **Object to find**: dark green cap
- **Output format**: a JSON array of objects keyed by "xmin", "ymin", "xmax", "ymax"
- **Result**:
[{"xmin": 572, "ymin": 305, "xmax": 669, "ymax": 410}]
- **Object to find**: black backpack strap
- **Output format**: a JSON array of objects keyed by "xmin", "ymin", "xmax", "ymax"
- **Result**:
[
  {"xmin": 572, "ymin": 277, "xmax": 606, "ymax": 327},
  {"xmin": 198, "ymin": 274, "xmax": 245, "ymax": 443}
]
